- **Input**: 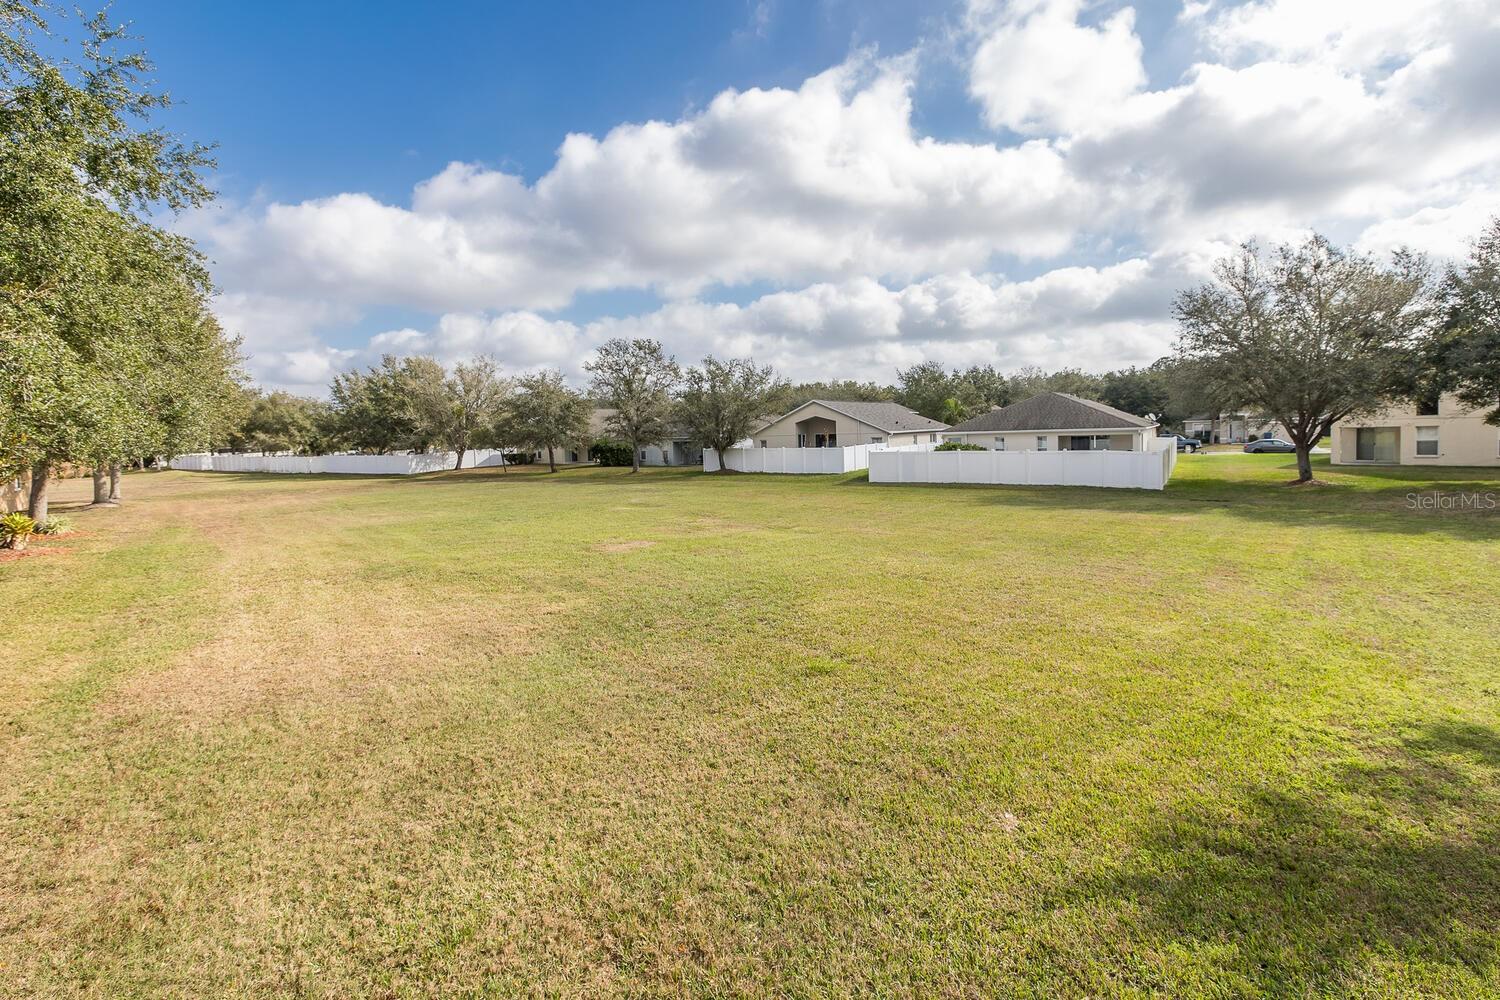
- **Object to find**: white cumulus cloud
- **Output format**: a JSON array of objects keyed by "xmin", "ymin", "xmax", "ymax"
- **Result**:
[{"xmin": 201, "ymin": 1, "xmax": 1500, "ymax": 396}]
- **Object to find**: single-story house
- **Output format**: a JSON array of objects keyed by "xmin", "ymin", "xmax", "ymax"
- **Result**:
[
  {"xmin": 1183, "ymin": 412, "xmax": 1286, "ymax": 444},
  {"xmin": 1331, "ymin": 392, "xmax": 1499, "ymax": 467},
  {"xmin": 750, "ymin": 400, "xmax": 948, "ymax": 448},
  {"xmin": 940, "ymin": 392, "xmax": 1158, "ymax": 451}
]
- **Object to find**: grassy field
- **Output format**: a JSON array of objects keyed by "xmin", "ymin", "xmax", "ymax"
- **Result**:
[{"xmin": 3, "ymin": 455, "xmax": 1498, "ymax": 997}]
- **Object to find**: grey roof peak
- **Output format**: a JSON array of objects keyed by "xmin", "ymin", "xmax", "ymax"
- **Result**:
[
  {"xmin": 801, "ymin": 399, "xmax": 950, "ymax": 433},
  {"xmin": 945, "ymin": 391, "xmax": 1155, "ymax": 433}
]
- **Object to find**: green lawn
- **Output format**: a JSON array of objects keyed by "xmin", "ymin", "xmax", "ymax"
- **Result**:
[{"xmin": 3, "ymin": 456, "xmax": 1498, "ymax": 997}]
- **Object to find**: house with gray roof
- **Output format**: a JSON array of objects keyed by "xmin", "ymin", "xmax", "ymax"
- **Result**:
[
  {"xmin": 941, "ymin": 392, "xmax": 1158, "ymax": 452},
  {"xmin": 750, "ymin": 399, "xmax": 949, "ymax": 448}
]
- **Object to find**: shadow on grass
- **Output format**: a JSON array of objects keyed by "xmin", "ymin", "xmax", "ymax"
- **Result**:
[
  {"xmin": 853, "ymin": 457, "xmax": 1500, "ymax": 542},
  {"xmin": 1085, "ymin": 721, "xmax": 1500, "ymax": 994}
]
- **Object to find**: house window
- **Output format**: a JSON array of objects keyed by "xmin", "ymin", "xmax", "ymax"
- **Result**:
[
  {"xmin": 639, "ymin": 449, "xmax": 647, "ymax": 463},
  {"xmin": 929, "ymin": 433, "xmax": 937, "ymax": 443},
  {"xmin": 870, "ymin": 436, "xmax": 884, "ymax": 444},
  {"xmin": 1036, "ymin": 436, "xmax": 1048, "ymax": 451},
  {"xmin": 1416, "ymin": 391, "xmax": 1441, "ymax": 416},
  {"xmin": 943, "ymin": 435, "xmax": 963, "ymax": 443},
  {"xmin": 760, "ymin": 439, "xmax": 767, "ymax": 448},
  {"xmin": 994, "ymin": 437, "xmax": 1005, "ymax": 451},
  {"xmin": 1415, "ymin": 425, "xmax": 1439, "ymax": 457},
  {"xmin": 796, "ymin": 433, "xmax": 806, "ymax": 447}
]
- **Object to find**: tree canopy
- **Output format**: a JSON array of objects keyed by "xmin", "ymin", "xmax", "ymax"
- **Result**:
[
  {"xmin": 677, "ymin": 357, "xmax": 786, "ymax": 470},
  {"xmin": 1175, "ymin": 235, "xmax": 1432, "ymax": 482},
  {"xmin": 1426, "ymin": 216, "xmax": 1500, "ymax": 424},
  {"xmin": 405, "ymin": 356, "xmax": 510, "ymax": 470},
  {"xmin": 504, "ymin": 370, "xmax": 591, "ymax": 472},
  {"xmin": 585, "ymin": 338, "xmax": 680, "ymax": 473},
  {"xmin": 1, "ymin": 3, "xmax": 240, "ymax": 519}
]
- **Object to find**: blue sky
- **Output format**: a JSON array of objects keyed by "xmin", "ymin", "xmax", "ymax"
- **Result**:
[
  {"xmin": 129, "ymin": 1, "xmax": 953, "ymax": 202},
  {"xmin": 98, "ymin": 1, "xmax": 1500, "ymax": 392}
]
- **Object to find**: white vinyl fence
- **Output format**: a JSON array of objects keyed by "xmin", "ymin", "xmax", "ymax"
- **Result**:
[
  {"xmin": 869, "ymin": 438, "xmax": 1178, "ymax": 491},
  {"xmin": 704, "ymin": 442, "xmax": 936, "ymax": 474},
  {"xmin": 169, "ymin": 449, "xmax": 515, "ymax": 476}
]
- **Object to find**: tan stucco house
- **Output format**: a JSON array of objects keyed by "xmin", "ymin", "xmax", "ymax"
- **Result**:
[
  {"xmin": 1331, "ymin": 393, "xmax": 1499, "ymax": 467},
  {"xmin": 941, "ymin": 392, "xmax": 1158, "ymax": 451},
  {"xmin": 750, "ymin": 400, "xmax": 948, "ymax": 448}
]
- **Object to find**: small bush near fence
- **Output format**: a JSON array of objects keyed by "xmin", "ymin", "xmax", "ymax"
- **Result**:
[
  {"xmin": 935, "ymin": 441, "xmax": 986, "ymax": 451},
  {"xmin": 590, "ymin": 440, "xmax": 633, "ymax": 467},
  {"xmin": 504, "ymin": 452, "xmax": 533, "ymax": 465}
]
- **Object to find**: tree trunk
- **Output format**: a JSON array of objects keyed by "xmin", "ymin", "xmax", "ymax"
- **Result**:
[
  {"xmin": 454, "ymin": 446, "xmax": 466, "ymax": 471},
  {"xmin": 1293, "ymin": 444, "xmax": 1314, "ymax": 483},
  {"xmin": 631, "ymin": 440, "xmax": 640, "ymax": 474},
  {"xmin": 547, "ymin": 444, "xmax": 556, "ymax": 473},
  {"xmin": 92, "ymin": 467, "xmax": 111, "ymax": 505},
  {"xmin": 109, "ymin": 462, "xmax": 122, "ymax": 503},
  {"xmin": 28, "ymin": 461, "xmax": 50, "ymax": 523}
]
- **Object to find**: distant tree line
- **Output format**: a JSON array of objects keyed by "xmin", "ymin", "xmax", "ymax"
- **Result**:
[{"xmin": 218, "ymin": 342, "xmax": 787, "ymax": 477}]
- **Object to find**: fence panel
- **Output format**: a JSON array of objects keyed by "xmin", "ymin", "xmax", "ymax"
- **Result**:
[
  {"xmin": 170, "ymin": 452, "xmax": 465, "ymax": 476},
  {"xmin": 868, "ymin": 447, "xmax": 1174, "ymax": 490},
  {"xmin": 705, "ymin": 445, "xmax": 868, "ymax": 474}
]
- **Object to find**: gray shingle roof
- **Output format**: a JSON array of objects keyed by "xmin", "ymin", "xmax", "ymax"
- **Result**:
[
  {"xmin": 945, "ymin": 392, "xmax": 1154, "ymax": 433},
  {"xmin": 804, "ymin": 399, "xmax": 950, "ymax": 433}
]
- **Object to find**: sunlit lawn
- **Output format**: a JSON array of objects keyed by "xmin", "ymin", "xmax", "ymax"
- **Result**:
[{"xmin": 2, "ymin": 455, "xmax": 1498, "ymax": 997}]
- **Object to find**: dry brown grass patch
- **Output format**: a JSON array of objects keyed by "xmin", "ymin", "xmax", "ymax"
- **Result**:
[
  {"xmin": 105, "ymin": 582, "xmax": 571, "ymax": 727},
  {"xmin": 594, "ymin": 540, "xmax": 657, "ymax": 553}
]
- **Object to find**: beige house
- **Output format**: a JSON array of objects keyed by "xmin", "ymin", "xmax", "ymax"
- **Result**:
[
  {"xmin": 941, "ymin": 392, "xmax": 1158, "ymax": 451},
  {"xmin": 1331, "ymin": 393, "xmax": 1499, "ymax": 467},
  {"xmin": 750, "ymin": 400, "xmax": 948, "ymax": 448}
]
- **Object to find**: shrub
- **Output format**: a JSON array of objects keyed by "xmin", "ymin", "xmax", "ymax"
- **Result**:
[
  {"xmin": 503, "ymin": 452, "xmax": 533, "ymax": 465},
  {"xmin": 1, "ymin": 512, "xmax": 37, "ymax": 550},
  {"xmin": 935, "ymin": 441, "xmax": 986, "ymax": 452},
  {"xmin": 589, "ymin": 440, "xmax": 633, "ymax": 467},
  {"xmin": 35, "ymin": 516, "xmax": 74, "ymax": 536}
]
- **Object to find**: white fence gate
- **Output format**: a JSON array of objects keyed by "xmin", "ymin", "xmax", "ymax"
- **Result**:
[
  {"xmin": 169, "ymin": 449, "xmax": 515, "ymax": 476},
  {"xmin": 869, "ymin": 439, "xmax": 1177, "ymax": 490}
]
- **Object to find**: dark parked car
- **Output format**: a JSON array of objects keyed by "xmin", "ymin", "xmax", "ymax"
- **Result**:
[
  {"xmin": 1244, "ymin": 437, "xmax": 1296, "ymax": 453},
  {"xmin": 1158, "ymin": 433, "xmax": 1203, "ymax": 453}
]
